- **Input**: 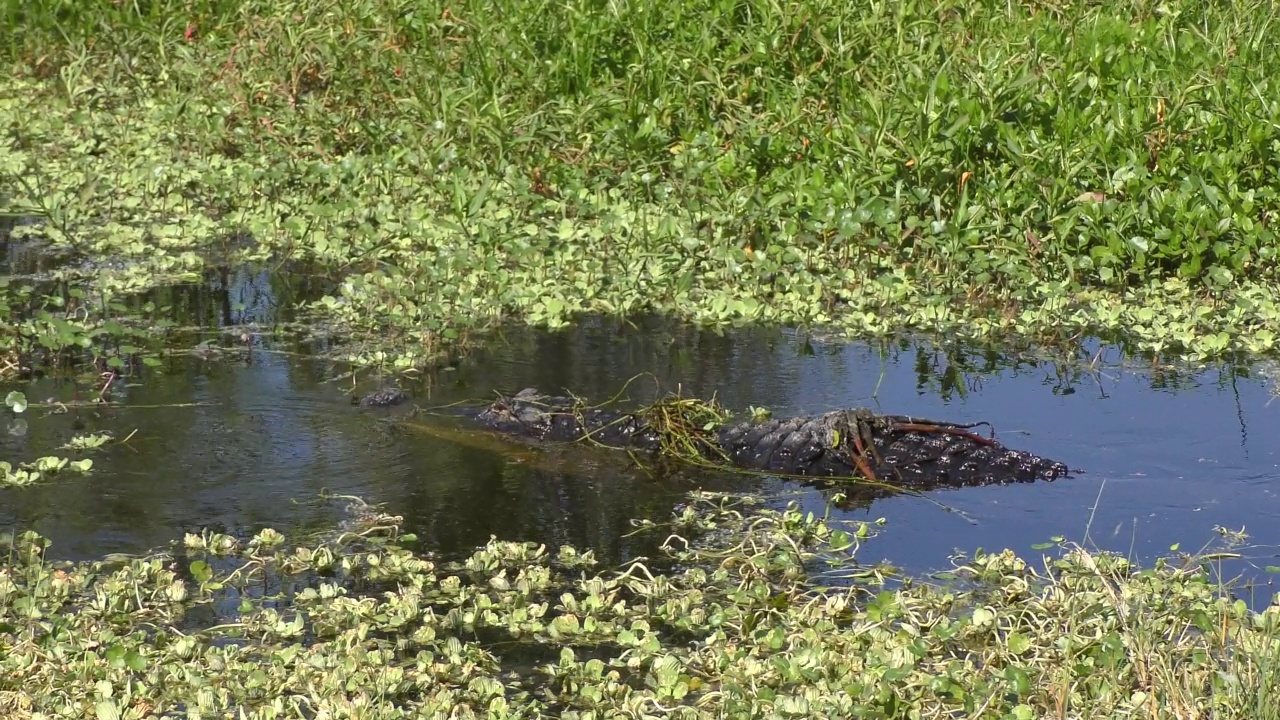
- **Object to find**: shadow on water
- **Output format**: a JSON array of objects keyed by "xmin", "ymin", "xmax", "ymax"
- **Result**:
[
  {"xmin": 1, "ymin": 217, "xmax": 55, "ymax": 283},
  {"xmin": 2, "ymin": 261, "xmax": 1280, "ymax": 599}
]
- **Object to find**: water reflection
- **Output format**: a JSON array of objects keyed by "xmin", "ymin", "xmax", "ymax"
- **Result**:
[{"xmin": 1, "ymin": 270, "xmax": 1278, "ymax": 595}]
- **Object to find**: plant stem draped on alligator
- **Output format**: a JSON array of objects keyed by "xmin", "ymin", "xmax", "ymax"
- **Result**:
[{"xmin": 365, "ymin": 386, "xmax": 1070, "ymax": 488}]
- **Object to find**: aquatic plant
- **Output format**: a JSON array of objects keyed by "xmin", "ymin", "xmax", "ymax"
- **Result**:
[
  {"xmin": 1, "ymin": 493, "xmax": 1277, "ymax": 718},
  {"xmin": 0, "ymin": 455, "xmax": 93, "ymax": 487},
  {"xmin": 2, "ymin": 0, "xmax": 1280, "ymax": 368}
]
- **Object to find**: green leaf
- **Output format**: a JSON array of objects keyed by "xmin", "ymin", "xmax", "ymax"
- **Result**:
[
  {"xmin": 1006, "ymin": 632, "xmax": 1031, "ymax": 655},
  {"xmin": 189, "ymin": 560, "xmax": 212, "ymax": 583},
  {"xmin": 125, "ymin": 649, "xmax": 147, "ymax": 672},
  {"xmin": 95, "ymin": 700, "xmax": 121, "ymax": 720},
  {"xmin": 5, "ymin": 391, "xmax": 27, "ymax": 414},
  {"xmin": 972, "ymin": 606, "xmax": 996, "ymax": 625},
  {"xmin": 105, "ymin": 644, "xmax": 127, "ymax": 668}
]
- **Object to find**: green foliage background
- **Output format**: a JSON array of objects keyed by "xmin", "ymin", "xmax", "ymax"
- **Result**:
[{"xmin": 4, "ymin": 0, "xmax": 1280, "ymax": 365}]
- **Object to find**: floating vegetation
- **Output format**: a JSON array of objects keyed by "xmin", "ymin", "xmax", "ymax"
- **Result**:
[
  {"xmin": 58, "ymin": 432, "xmax": 113, "ymax": 451},
  {"xmin": 0, "ymin": 455, "xmax": 93, "ymax": 487},
  {"xmin": 627, "ymin": 394, "xmax": 732, "ymax": 464},
  {"xmin": 4, "ymin": 1, "xmax": 1280, "ymax": 368},
  {"xmin": 1, "ymin": 494, "xmax": 1278, "ymax": 718}
]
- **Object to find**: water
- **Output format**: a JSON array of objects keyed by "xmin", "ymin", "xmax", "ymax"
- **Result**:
[
  {"xmin": 465, "ymin": 321, "xmax": 1280, "ymax": 590},
  {"xmin": 2, "ymin": 267, "xmax": 1279, "ymax": 601}
]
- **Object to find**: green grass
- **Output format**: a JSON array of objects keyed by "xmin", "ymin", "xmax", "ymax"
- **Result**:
[{"xmin": 4, "ymin": 0, "xmax": 1280, "ymax": 366}]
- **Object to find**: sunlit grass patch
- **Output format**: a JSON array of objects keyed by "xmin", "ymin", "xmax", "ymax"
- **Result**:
[{"xmin": 4, "ymin": 0, "xmax": 1280, "ymax": 366}]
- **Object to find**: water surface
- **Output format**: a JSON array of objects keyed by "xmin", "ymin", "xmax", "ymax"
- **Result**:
[{"xmin": 1, "ymin": 268, "xmax": 1278, "ymax": 601}]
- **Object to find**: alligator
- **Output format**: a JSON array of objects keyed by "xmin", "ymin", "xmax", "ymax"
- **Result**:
[{"xmin": 363, "ymin": 386, "xmax": 1071, "ymax": 489}]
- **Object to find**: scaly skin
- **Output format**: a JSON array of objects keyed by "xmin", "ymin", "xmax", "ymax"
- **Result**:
[{"xmin": 470, "ymin": 387, "xmax": 1071, "ymax": 488}]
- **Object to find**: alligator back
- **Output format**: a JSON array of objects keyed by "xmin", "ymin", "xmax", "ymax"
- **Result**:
[
  {"xmin": 472, "ymin": 388, "xmax": 1070, "ymax": 489},
  {"xmin": 716, "ymin": 411, "xmax": 1069, "ymax": 487}
]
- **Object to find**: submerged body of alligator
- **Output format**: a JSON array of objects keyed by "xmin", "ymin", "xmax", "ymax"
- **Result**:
[{"xmin": 363, "ymin": 386, "xmax": 1070, "ymax": 489}]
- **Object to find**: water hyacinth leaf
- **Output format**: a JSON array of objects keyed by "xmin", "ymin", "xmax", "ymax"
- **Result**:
[
  {"xmin": 188, "ymin": 560, "xmax": 212, "ymax": 582},
  {"xmin": 559, "ymin": 647, "xmax": 575, "ymax": 666},
  {"xmin": 972, "ymin": 606, "xmax": 996, "ymax": 626},
  {"xmin": 247, "ymin": 669, "xmax": 269, "ymax": 687},
  {"xmin": 125, "ymin": 649, "xmax": 147, "ymax": 672},
  {"xmin": 5, "ymin": 391, "xmax": 27, "ymax": 414},
  {"xmin": 104, "ymin": 644, "xmax": 129, "ymax": 668},
  {"xmin": 94, "ymin": 701, "xmax": 121, "ymax": 720},
  {"xmin": 30, "ymin": 456, "xmax": 68, "ymax": 472},
  {"xmin": 1005, "ymin": 631, "xmax": 1032, "ymax": 655}
]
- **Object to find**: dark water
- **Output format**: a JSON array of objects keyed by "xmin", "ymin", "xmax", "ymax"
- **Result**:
[{"xmin": 2, "ymin": 265, "xmax": 1279, "ymax": 602}]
